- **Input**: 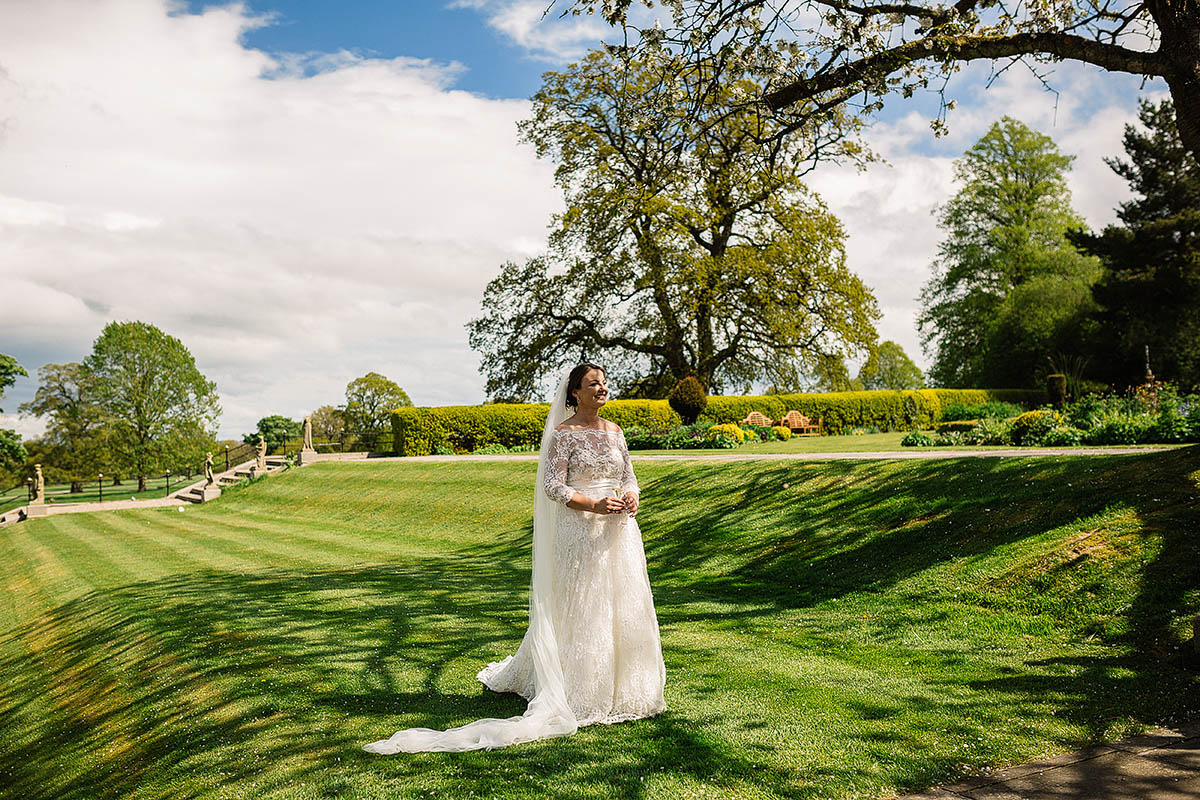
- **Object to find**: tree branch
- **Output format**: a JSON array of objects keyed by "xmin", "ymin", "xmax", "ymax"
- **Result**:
[{"xmin": 765, "ymin": 31, "xmax": 1167, "ymax": 110}]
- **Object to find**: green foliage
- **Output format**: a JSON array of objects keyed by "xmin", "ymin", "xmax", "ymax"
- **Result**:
[
  {"xmin": 82, "ymin": 322, "xmax": 219, "ymax": 485},
  {"xmin": 390, "ymin": 388, "xmax": 1041, "ymax": 455},
  {"xmin": 468, "ymin": 48, "xmax": 877, "ymax": 400},
  {"xmin": 941, "ymin": 401, "xmax": 1024, "ymax": 422},
  {"xmin": 963, "ymin": 418, "xmax": 1015, "ymax": 446},
  {"xmin": 344, "ymin": 373, "xmax": 412, "ymax": 449},
  {"xmin": 857, "ymin": 340, "xmax": 923, "ymax": 390},
  {"xmin": 472, "ymin": 443, "xmax": 512, "ymax": 455},
  {"xmin": 309, "ymin": 405, "xmax": 344, "ymax": 440},
  {"xmin": 18, "ymin": 362, "xmax": 111, "ymax": 488},
  {"xmin": 0, "ymin": 353, "xmax": 27, "ymax": 413},
  {"xmin": 668, "ymin": 377, "xmax": 707, "ymax": 424},
  {"xmin": 901, "ymin": 431, "xmax": 933, "ymax": 447},
  {"xmin": 0, "ymin": 429, "xmax": 25, "ymax": 473},
  {"xmin": 1072, "ymin": 99, "xmax": 1200, "ymax": 390},
  {"xmin": 1010, "ymin": 410, "xmax": 1064, "ymax": 446},
  {"xmin": 1042, "ymin": 426, "xmax": 1084, "ymax": 447},
  {"xmin": 918, "ymin": 118, "xmax": 1101, "ymax": 388},
  {"xmin": 244, "ymin": 415, "xmax": 301, "ymax": 453},
  {"xmin": 705, "ymin": 423, "xmax": 746, "ymax": 444},
  {"xmin": 771, "ymin": 425, "xmax": 792, "ymax": 441}
]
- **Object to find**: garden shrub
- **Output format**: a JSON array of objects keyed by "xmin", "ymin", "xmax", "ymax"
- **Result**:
[
  {"xmin": 742, "ymin": 424, "xmax": 775, "ymax": 442},
  {"xmin": 941, "ymin": 401, "xmax": 1023, "ymax": 422},
  {"xmin": 1041, "ymin": 426, "xmax": 1084, "ymax": 447},
  {"xmin": 901, "ymin": 431, "xmax": 934, "ymax": 447},
  {"xmin": 964, "ymin": 417, "xmax": 1014, "ymax": 446},
  {"xmin": 472, "ymin": 443, "xmax": 510, "ymax": 454},
  {"xmin": 706, "ymin": 423, "xmax": 746, "ymax": 444},
  {"xmin": 392, "ymin": 388, "xmax": 1041, "ymax": 455},
  {"xmin": 668, "ymin": 377, "xmax": 708, "ymax": 424},
  {"xmin": 1010, "ymin": 409, "xmax": 1063, "ymax": 446},
  {"xmin": 1085, "ymin": 417, "xmax": 1155, "ymax": 445},
  {"xmin": 936, "ymin": 419, "xmax": 979, "ymax": 433},
  {"xmin": 1184, "ymin": 396, "xmax": 1200, "ymax": 442},
  {"xmin": 772, "ymin": 425, "xmax": 792, "ymax": 441},
  {"xmin": 933, "ymin": 431, "xmax": 964, "ymax": 446},
  {"xmin": 1154, "ymin": 395, "xmax": 1191, "ymax": 442},
  {"xmin": 663, "ymin": 423, "xmax": 712, "ymax": 450}
]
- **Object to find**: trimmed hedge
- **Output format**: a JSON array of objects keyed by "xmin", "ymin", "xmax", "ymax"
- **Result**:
[{"xmin": 390, "ymin": 388, "xmax": 1045, "ymax": 456}]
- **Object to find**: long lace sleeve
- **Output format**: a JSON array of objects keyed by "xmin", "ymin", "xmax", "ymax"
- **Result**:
[
  {"xmin": 542, "ymin": 431, "xmax": 574, "ymax": 505},
  {"xmin": 619, "ymin": 430, "xmax": 639, "ymax": 496}
]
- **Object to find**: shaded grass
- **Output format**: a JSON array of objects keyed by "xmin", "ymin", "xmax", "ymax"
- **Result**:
[{"xmin": 0, "ymin": 449, "xmax": 1198, "ymax": 799}]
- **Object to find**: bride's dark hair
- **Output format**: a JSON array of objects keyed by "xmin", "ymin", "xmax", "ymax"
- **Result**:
[{"xmin": 565, "ymin": 363, "xmax": 605, "ymax": 408}]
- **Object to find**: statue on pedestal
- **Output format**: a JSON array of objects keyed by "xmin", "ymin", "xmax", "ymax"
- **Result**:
[
  {"xmin": 32, "ymin": 464, "xmax": 45, "ymax": 505},
  {"xmin": 256, "ymin": 436, "xmax": 268, "ymax": 472},
  {"xmin": 303, "ymin": 415, "xmax": 314, "ymax": 451},
  {"xmin": 204, "ymin": 452, "xmax": 215, "ymax": 486}
]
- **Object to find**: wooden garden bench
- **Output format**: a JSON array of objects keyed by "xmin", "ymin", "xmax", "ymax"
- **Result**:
[
  {"xmin": 739, "ymin": 411, "xmax": 775, "ymax": 427},
  {"xmin": 781, "ymin": 410, "xmax": 822, "ymax": 437}
]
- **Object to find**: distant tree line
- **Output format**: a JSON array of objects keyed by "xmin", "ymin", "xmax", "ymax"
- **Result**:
[{"xmin": 918, "ymin": 101, "xmax": 1200, "ymax": 394}]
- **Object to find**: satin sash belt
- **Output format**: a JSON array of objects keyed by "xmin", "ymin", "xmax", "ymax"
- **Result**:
[{"xmin": 567, "ymin": 478, "xmax": 622, "ymax": 497}]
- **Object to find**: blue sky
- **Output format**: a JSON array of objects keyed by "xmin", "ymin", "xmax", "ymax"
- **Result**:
[
  {"xmin": 0, "ymin": 0, "xmax": 1165, "ymax": 438},
  {"xmin": 188, "ymin": 0, "xmax": 553, "ymax": 99}
]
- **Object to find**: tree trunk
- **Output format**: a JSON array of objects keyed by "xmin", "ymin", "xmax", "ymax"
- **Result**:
[
  {"xmin": 70, "ymin": 481, "xmax": 83, "ymax": 493},
  {"xmin": 137, "ymin": 475, "xmax": 146, "ymax": 492},
  {"xmin": 1155, "ymin": 0, "xmax": 1200, "ymax": 156},
  {"xmin": 111, "ymin": 475, "xmax": 122, "ymax": 486}
]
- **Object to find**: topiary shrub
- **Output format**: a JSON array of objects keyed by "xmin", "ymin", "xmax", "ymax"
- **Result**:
[
  {"xmin": 1010, "ymin": 409, "xmax": 1063, "ymax": 446},
  {"xmin": 706, "ymin": 423, "xmax": 746, "ymax": 444},
  {"xmin": 901, "ymin": 431, "xmax": 934, "ymax": 447},
  {"xmin": 772, "ymin": 425, "xmax": 792, "ymax": 441},
  {"xmin": 668, "ymin": 377, "xmax": 708, "ymax": 424}
]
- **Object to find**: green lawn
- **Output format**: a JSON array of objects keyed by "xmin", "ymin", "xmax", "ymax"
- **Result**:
[{"xmin": 1, "ymin": 449, "xmax": 1198, "ymax": 799}]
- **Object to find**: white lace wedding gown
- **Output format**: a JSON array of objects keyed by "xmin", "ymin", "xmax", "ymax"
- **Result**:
[{"xmin": 477, "ymin": 428, "xmax": 667, "ymax": 727}]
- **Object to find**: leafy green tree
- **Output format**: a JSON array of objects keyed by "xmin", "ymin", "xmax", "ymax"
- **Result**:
[
  {"xmin": 243, "ymin": 415, "xmax": 301, "ymax": 454},
  {"xmin": 918, "ymin": 118, "xmax": 1100, "ymax": 388},
  {"xmin": 309, "ymin": 405, "xmax": 345, "ymax": 441},
  {"xmin": 857, "ymin": 341, "xmax": 924, "ymax": 390},
  {"xmin": 809, "ymin": 354, "xmax": 855, "ymax": 392},
  {"xmin": 19, "ymin": 363, "xmax": 110, "ymax": 493},
  {"xmin": 344, "ymin": 373, "xmax": 412, "ymax": 448},
  {"xmin": 469, "ymin": 49, "xmax": 878, "ymax": 400},
  {"xmin": 83, "ymin": 321, "xmax": 220, "ymax": 491},
  {"xmin": 1071, "ymin": 99, "xmax": 1200, "ymax": 389},
  {"xmin": 573, "ymin": 1, "xmax": 1200, "ymax": 161},
  {"xmin": 0, "ymin": 353, "xmax": 28, "ymax": 478},
  {"xmin": 0, "ymin": 354, "xmax": 26, "ymax": 411}
]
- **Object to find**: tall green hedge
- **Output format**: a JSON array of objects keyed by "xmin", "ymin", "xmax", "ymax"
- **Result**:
[{"xmin": 390, "ymin": 389, "xmax": 1044, "ymax": 456}]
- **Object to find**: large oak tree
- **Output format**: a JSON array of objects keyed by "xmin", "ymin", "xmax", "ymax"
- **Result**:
[
  {"xmin": 468, "ymin": 49, "xmax": 879, "ymax": 400},
  {"xmin": 568, "ymin": 0, "xmax": 1200, "ymax": 159}
]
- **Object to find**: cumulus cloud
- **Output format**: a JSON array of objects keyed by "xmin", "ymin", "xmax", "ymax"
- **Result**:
[
  {"xmin": 0, "ymin": 0, "xmax": 561, "ymax": 438},
  {"xmin": 807, "ymin": 60, "xmax": 1163, "ymax": 373},
  {"xmin": 450, "ymin": 0, "xmax": 633, "ymax": 62}
]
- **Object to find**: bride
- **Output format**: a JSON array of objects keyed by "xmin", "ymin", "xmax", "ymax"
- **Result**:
[{"xmin": 364, "ymin": 363, "xmax": 667, "ymax": 753}]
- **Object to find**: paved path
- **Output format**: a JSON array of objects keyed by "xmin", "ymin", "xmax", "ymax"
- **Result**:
[{"xmin": 896, "ymin": 722, "xmax": 1200, "ymax": 800}]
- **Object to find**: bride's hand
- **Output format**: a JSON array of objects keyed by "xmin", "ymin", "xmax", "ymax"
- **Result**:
[
  {"xmin": 622, "ymin": 491, "xmax": 639, "ymax": 517},
  {"xmin": 593, "ymin": 496, "xmax": 626, "ymax": 515}
]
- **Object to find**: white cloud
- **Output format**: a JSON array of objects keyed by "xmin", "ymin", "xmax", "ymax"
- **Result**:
[
  {"xmin": 808, "ymin": 60, "xmax": 1163, "ymax": 374},
  {"xmin": 0, "ymin": 0, "xmax": 561, "ymax": 438},
  {"xmin": 451, "ymin": 0, "xmax": 622, "ymax": 62}
]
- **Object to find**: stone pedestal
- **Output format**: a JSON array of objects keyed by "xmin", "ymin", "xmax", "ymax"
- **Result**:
[
  {"xmin": 200, "ymin": 486, "xmax": 222, "ymax": 502},
  {"xmin": 298, "ymin": 448, "xmax": 319, "ymax": 466},
  {"xmin": 26, "ymin": 504, "xmax": 50, "ymax": 518}
]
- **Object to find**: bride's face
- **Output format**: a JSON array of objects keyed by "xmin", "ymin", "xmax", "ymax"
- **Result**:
[{"xmin": 573, "ymin": 369, "xmax": 609, "ymax": 410}]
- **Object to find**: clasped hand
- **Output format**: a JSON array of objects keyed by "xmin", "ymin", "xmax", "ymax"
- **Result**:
[{"xmin": 593, "ymin": 492, "xmax": 638, "ymax": 517}]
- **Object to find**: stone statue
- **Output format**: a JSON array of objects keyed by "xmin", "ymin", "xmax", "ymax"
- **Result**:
[
  {"xmin": 256, "ymin": 436, "xmax": 268, "ymax": 472},
  {"xmin": 32, "ymin": 464, "xmax": 45, "ymax": 505},
  {"xmin": 204, "ymin": 452, "xmax": 215, "ymax": 485},
  {"xmin": 303, "ymin": 415, "xmax": 314, "ymax": 450}
]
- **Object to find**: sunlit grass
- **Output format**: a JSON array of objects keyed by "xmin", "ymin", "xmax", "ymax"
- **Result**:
[{"xmin": 1, "ymin": 449, "xmax": 1197, "ymax": 799}]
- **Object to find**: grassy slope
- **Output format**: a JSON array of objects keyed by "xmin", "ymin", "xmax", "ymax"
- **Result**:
[{"xmin": 0, "ymin": 450, "xmax": 1198, "ymax": 800}]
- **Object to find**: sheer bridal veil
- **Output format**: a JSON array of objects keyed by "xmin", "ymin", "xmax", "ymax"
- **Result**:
[{"xmin": 363, "ymin": 369, "xmax": 578, "ymax": 753}]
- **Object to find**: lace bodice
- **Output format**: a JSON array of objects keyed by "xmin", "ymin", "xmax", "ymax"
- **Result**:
[{"xmin": 543, "ymin": 428, "xmax": 639, "ymax": 505}]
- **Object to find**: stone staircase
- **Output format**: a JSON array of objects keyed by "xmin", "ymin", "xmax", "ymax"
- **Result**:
[{"xmin": 172, "ymin": 455, "xmax": 289, "ymax": 504}]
